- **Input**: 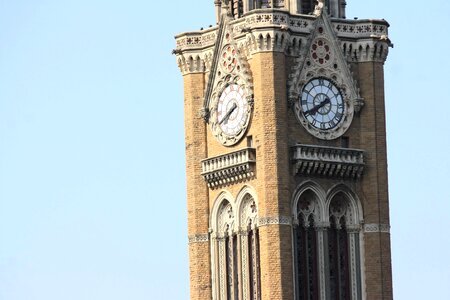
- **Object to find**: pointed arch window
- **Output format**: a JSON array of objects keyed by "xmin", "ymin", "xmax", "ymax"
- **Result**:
[
  {"xmin": 294, "ymin": 190, "xmax": 319, "ymax": 300},
  {"xmin": 211, "ymin": 191, "xmax": 261, "ymax": 300},
  {"xmin": 293, "ymin": 186, "xmax": 362, "ymax": 300},
  {"xmin": 240, "ymin": 194, "xmax": 261, "ymax": 300},
  {"xmin": 214, "ymin": 201, "xmax": 239, "ymax": 300},
  {"xmin": 328, "ymin": 194, "xmax": 351, "ymax": 300}
]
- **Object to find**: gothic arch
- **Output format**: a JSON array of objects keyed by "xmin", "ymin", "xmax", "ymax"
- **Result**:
[
  {"xmin": 292, "ymin": 180, "xmax": 327, "ymax": 224},
  {"xmin": 236, "ymin": 185, "xmax": 259, "ymax": 230},
  {"xmin": 292, "ymin": 182, "xmax": 364, "ymax": 300},
  {"xmin": 325, "ymin": 183, "xmax": 363, "ymax": 226},
  {"xmin": 210, "ymin": 190, "xmax": 236, "ymax": 235},
  {"xmin": 325, "ymin": 183, "xmax": 364, "ymax": 300},
  {"xmin": 210, "ymin": 188, "xmax": 261, "ymax": 300}
]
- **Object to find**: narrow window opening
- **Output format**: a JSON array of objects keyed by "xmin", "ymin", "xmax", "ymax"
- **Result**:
[
  {"xmin": 296, "ymin": 191, "xmax": 319, "ymax": 300},
  {"xmin": 329, "ymin": 196, "xmax": 351, "ymax": 300},
  {"xmin": 248, "ymin": 226, "xmax": 261, "ymax": 300}
]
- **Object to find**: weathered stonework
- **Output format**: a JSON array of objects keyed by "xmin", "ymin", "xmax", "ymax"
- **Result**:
[{"xmin": 176, "ymin": 1, "xmax": 393, "ymax": 299}]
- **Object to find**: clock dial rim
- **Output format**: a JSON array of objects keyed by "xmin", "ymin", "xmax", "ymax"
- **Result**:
[
  {"xmin": 300, "ymin": 78, "xmax": 345, "ymax": 131},
  {"xmin": 295, "ymin": 77, "xmax": 352, "ymax": 140},
  {"xmin": 217, "ymin": 84, "xmax": 248, "ymax": 136},
  {"xmin": 210, "ymin": 82, "xmax": 252, "ymax": 146}
]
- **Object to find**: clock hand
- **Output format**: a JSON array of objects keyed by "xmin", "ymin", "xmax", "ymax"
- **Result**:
[
  {"xmin": 219, "ymin": 103, "xmax": 238, "ymax": 125},
  {"xmin": 304, "ymin": 97, "xmax": 331, "ymax": 116}
]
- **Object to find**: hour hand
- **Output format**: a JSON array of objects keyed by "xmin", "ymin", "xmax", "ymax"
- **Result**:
[
  {"xmin": 304, "ymin": 98, "xmax": 330, "ymax": 116},
  {"xmin": 219, "ymin": 103, "xmax": 237, "ymax": 125}
]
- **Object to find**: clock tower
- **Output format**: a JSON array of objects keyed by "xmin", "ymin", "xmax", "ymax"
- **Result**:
[{"xmin": 174, "ymin": 1, "xmax": 393, "ymax": 299}]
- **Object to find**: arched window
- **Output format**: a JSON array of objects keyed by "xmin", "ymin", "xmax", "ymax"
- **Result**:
[
  {"xmin": 211, "ymin": 189, "xmax": 261, "ymax": 300},
  {"xmin": 328, "ymin": 194, "xmax": 351, "ymax": 300},
  {"xmin": 294, "ymin": 190, "xmax": 320, "ymax": 300},
  {"xmin": 239, "ymin": 193, "xmax": 260, "ymax": 300},
  {"xmin": 215, "ymin": 200, "xmax": 239, "ymax": 300},
  {"xmin": 293, "ymin": 183, "xmax": 362, "ymax": 300}
]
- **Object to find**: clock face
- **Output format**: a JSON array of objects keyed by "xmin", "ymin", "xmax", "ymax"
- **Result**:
[
  {"xmin": 300, "ymin": 78, "xmax": 344, "ymax": 130},
  {"xmin": 217, "ymin": 84, "xmax": 249, "ymax": 137}
]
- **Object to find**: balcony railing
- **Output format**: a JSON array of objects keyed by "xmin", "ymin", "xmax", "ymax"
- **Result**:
[
  {"xmin": 201, "ymin": 148, "xmax": 256, "ymax": 188},
  {"xmin": 292, "ymin": 144, "xmax": 364, "ymax": 179}
]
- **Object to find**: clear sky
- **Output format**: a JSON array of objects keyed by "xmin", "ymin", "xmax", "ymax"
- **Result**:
[{"xmin": 1, "ymin": 0, "xmax": 449, "ymax": 299}]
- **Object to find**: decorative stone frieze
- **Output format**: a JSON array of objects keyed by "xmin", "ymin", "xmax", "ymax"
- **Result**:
[
  {"xmin": 364, "ymin": 223, "xmax": 390, "ymax": 233},
  {"xmin": 201, "ymin": 147, "xmax": 256, "ymax": 188},
  {"xmin": 334, "ymin": 20, "xmax": 388, "ymax": 39},
  {"xmin": 174, "ymin": 10, "xmax": 391, "ymax": 74},
  {"xmin": 188, "ymin": 233, "xmax": 210, "ymax": 244},
  {"xmin": 292, "ymin": 144, "xmax": 365, "ymax": 179},
  {"xmin": 258, "ymin": 215, "xmax": 291, "ymax": 226}
]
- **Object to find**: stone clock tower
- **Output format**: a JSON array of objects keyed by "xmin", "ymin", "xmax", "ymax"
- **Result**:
[{"xmin": 174, "ymin": 1, "xmax": 393, "ymax": 299}]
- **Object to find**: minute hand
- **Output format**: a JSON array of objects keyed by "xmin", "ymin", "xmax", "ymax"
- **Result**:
[
  {"xmin": 304, "ymin": 97, "xmax": 330, "ymax": 116},
  {"xmin": 219, "ymin": 103, "xmax": 238, "ymax": 125}
]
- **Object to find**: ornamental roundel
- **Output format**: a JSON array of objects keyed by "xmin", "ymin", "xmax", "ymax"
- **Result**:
[
  {"xmin": 220, "ymin": 45, "xmax": 238, "ymax": 73},
  {"xmin": 310, "ymin": 38, "xmax": 333, "ymax": 66}
]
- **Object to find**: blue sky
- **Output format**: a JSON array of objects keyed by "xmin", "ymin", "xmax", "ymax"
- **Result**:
[{"xmin": 1, "ymin": 1, "xmax": 449, "ymax": 299}]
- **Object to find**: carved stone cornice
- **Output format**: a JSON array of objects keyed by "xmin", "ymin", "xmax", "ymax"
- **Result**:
[
  {"xmin": 174, "ymin": 10, "xmax": 391, "ymax": 74},
  {"xmin": 201, "ymin": 147, "xmax": 256, "ymax": 188},
  {"xmin": 333, "ymin": 19, "xmax": 389, "ymax": 39},
  {"xmin": 292, "ymin": 144, "xmax": 365, "ymax": 179}
]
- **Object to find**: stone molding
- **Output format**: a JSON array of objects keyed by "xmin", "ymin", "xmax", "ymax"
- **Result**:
[
  {"xmin": 188, "ymin": 233, "xmax": 210, "ymax": 244},
  {"xmin": 363, "ymin": 223, "xmax": 390, "ymax": 233},
  {"xmin": 202, "ymin": 147, "xmax": 256, "ymax": 188},
  {"xmin": 258, "ymin": 215, "xmax": 291, "ymax": 226},
  {"xmin": 292, "ymin": 144, "xmax": 365, "ymax": 179},
  {"xmin": 174, "ymin": 10, "xmax": 391, "ymax": 75}
]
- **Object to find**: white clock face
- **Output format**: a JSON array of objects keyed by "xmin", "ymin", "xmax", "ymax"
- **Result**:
[{"xmin": 217, "ymin": 84, "xmax": 249, "ymax": 137}]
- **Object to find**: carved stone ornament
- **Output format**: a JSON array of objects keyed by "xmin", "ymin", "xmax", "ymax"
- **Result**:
[
  {"xmin": 204, "ymin": 14, "xmax": 254, "ymax": 146},
  {"xmin": 188, "ymin": 233, "xmax": 210, "ymax": 244},
  {"xmin": 240, "ymin": 194, "xmax": 258, "ymax": 230},
  {"xmin": 218, "ymin": 201, "xmax": 235, "ymax": 235},
  {"xmin": 258, "ymin": 215, "xmax": 291, "ymax": 226},
  {"xmin": 364, "ymin": 223, "xmax": 390, "ymax": 233},
  {"xmin": 289, "ymin": 13, "xmax": 363, "ymax": 140}
]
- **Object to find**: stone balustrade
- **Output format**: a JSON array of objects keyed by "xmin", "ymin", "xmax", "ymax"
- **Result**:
[
  {"xmin": 292, "ymin": 144, "xmax": 364, "ymax": 179},
  {"xmin": 201, "ymin": 147, "xmax": 256, "ymax": 188}
]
